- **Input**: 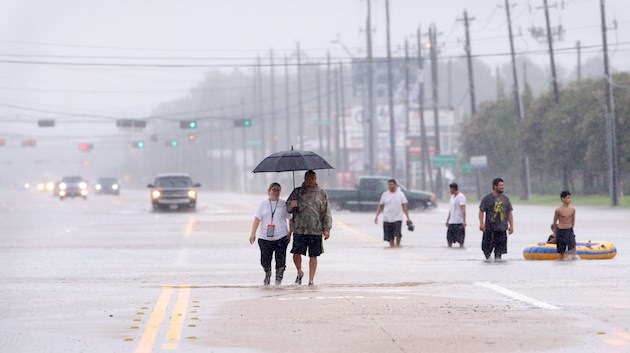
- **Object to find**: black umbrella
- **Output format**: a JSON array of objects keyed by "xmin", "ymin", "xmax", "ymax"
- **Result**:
[{"xmin": 252, "ymin": 146, "xmax": 334, "ymax": 188}]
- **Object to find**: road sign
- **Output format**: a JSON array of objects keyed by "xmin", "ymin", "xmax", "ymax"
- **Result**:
[
  {"xmin": 38, "ymin": 119, "xmax": 55, "ymax": 127},
  {"xmin": 432, "ymin": 154, "xmax": 457, "ymax": 168},
  {"xmin": 117, "ymin": 119, "xmax": 146, "ymax": 129},
  {"xmin": 234, "ymin": 119, "xmax": 252, "ymax": 127},
  {"xmin": 460, "ymin": 163, "xmax": 473, "ymax": 173},
  {"xmin": 470, "ymin": 155, "xmax": 488, "ymax": 169}
]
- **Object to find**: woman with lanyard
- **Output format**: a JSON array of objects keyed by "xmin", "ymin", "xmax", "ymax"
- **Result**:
[{"xmin": 249, "ymin": 182, "xmax": 292, "ymax": 285}]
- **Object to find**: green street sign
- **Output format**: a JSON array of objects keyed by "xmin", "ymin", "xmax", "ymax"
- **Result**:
[
  {"xmin": 461, "ymin": 163, "xmax": 473, "ymax": 173},
  {"xmin": 432, "ymin": 154, "xmax": 457, "ymax": 168}
]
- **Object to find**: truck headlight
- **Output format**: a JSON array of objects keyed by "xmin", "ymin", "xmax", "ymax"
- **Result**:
[
  {"xmin": 188, "ymin": 190, "xmax": 197, "ymax": 199},
  {"xmin": 151, "ymin": 190, "xmax": 161, "ymax": 199}
]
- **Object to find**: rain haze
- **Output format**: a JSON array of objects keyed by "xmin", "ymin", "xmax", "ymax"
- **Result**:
[
  {"xmin": 1, "ymin": 0, "xmax": 630, "ymax": 189},
  {"xmin": 2, "ymin": 1, "xmax": 630, "ymax": 353}
]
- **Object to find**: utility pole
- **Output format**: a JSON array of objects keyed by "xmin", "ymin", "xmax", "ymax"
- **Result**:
[
  {"xmin": 541, "ymin": 0, "xmax": 568, "ymax": 189},
  {"xmin": 386, "ymin": 0, "xmax": 396, "ymax": 178},
  {"xmin": 600, "ymin": 0, "xmax": 619, "ymax": 206},
  {"xmin": 417, "ymin": 26, "xmax": 432, "ymax": 192},
  {"xmin": 241, "ymin": 98, "xmax": 248, "ymax": 192},
  {"xmin": 459, "ymin": 9, "xmax": 477, "ymax": 116},
  {"xmin": 366, "ymin": 0, "xmax": 376, "ymax": 174},
  {"xmin": 543, "ymin": 0, "xmax": 561, "ymax": 102},
  {"xmin": 284, "ymin": 56, "xmax": 291, "ymax": 148},
  {"xmin": 256, "ymin": 56, "xmax": 266, "ymax": 158},
  {"xmin": 429, "ymin": 24, "xmax": 443, "ymax": 199},
  {"xmin": 327, "ymin": 53, "xmax": 332, "ymax": 158},
  {"xmin": 316, "ymin": 65, "xmax": 323, "ymax": 154},
  {"xmin": 505, "ymin": 0, "xmax": 531, "ymax": 200},
  {"xmin": 404, "ymin": 40, "xmax": 412, "ymax": 187},
  {"xmin": 339, "ymin": 61, "xmax": 349, "ymax": 170},
  {"xmin": 269, "ymin": 49, "xmax": 277, "ymax": 152},
  {"xmin": 334, "ymin": 67, "xmax": 341, "ymax": 172},
  {"xmin": 296, "ymin": 42, "xmax": 304, "ymax": 150},
  {"xmin": 576, "ymin": 40, "xmax": 582, "ymax": 81}
]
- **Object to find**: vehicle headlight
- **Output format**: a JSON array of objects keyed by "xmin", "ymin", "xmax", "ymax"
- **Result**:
[
  {"xmin": 112, "ymin": 184, "xmax": 119, "ymax": 190},
  {"xmin": 37, "ymin": 183, "xmax": 45, "ymax": 191},
  {"xmin": 59, "ymin": 183, "xmax": 67, "ymax": 190},
  {"xmin": 79, "ymin": 182, "xmax": 87, "ymax": 189},
  {"xmin": 95, "ymin": 184, "xmax": 102, "ymax": 190},
  {"xmin": 151, "ymin": 190, "xmax": 161, "ymax": 199},
  {"xmin": 81, "ymin": 189, "xmax": 88, "ymax": 196},
  {"xmin": 188, "ymin": 190, "xmax": 197, "ymax": 199},
  {"xmin": 46, "ymin": 182, "xmax": 55, "ymax": 191}
]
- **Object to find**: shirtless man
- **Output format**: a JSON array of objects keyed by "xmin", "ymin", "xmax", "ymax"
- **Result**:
[{"xmin": 552, "ymin": 190, "xmax": 577, "ymax": 260}]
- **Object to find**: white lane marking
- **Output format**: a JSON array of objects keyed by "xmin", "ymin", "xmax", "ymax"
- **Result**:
[
  {"xmin": 476, "ymin": 281, "xmax": 559, "ymax": 310},
  {"xmin": 278, "ymin": 295, "xmax": 406, "ymax": 301}
]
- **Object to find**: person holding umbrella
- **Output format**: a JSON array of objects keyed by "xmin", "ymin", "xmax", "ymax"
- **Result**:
[
  {"xmin": 249, "ymin": 182, "xmax": 292, "ymax": 286},
  {"xmin": 287, "ymin": 170, "xmax": 332, "ymax": 286}
]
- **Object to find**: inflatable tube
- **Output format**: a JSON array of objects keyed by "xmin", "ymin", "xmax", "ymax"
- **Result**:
[{"xmin": 523, "ymin": 240, "xmax": 617, "ymax": 260}]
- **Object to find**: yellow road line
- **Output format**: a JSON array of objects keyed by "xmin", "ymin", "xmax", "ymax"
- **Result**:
[
  {"xmin": 184, "ymin": 219, "xmax": 195, "ymax": 238},
  {"xmin": 165, "ymin": 286, "xmax": 191, "ymax": 346},
  {"xmin": 134, "ymin": 287, "xmax": 174, "ymax": 353},
  {"xmin": 335, "ymin": 220, "xmax": 380, "ymax": 245}
]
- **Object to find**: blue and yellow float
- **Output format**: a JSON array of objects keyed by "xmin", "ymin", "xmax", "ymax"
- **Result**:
[{"xmin": 523, "ymin": 240, "xmax": 617, "ymax": 260}]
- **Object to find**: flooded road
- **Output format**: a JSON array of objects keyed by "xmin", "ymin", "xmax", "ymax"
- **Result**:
[{"xmin": 1, "ymin": 188, "xmax": 628, "ymax": 352}]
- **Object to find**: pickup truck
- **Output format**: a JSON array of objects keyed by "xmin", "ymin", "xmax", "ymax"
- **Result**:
[{"xmin": 326, "ymin": 176, "xmax": 436, "ymax": 212}]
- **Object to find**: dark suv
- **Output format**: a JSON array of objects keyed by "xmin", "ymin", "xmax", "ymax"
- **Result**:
[
  {"xmin": 147, "ymin": 174, "xmax": 200, "ymax": 211},
  {"xmin": 95, "ymin": 177, "xmax": 120, "ymax": 195},
  {"xmin": 58, "ymin": 176, "xmax": 88, "ymax": 200}
]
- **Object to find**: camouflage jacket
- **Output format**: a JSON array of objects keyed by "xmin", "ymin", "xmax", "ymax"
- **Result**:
[{"xmin": 286, "ymin": 183, "xmax": 332, "ymax": 235}]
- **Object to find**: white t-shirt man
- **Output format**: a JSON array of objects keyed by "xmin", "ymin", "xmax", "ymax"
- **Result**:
[
  {"xmin": 378, "ymin": 189, "xmax": 409, "ymax": 223},
  {"xmin": 448, "ymin": 192, "xmax": 467, "ymax": 224},
  {"xmin": 254, "ymin": 198, "xmax": 291, "ymax": 241}
]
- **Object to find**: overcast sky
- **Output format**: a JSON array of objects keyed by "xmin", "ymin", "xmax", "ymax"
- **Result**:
[{"xmin": 1, "ymin": 0, "xmax": 629, "ymax": 121}]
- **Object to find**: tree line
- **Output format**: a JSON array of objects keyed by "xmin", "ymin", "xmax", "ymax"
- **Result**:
[{"xmin": 460, "ymin": 72, "xmax": 629, "ymax": 196}]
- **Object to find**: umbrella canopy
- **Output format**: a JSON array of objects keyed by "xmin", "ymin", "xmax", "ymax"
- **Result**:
[{"xmin": 252, "ymin": 148, "xmax": 334, "ymax": 173}]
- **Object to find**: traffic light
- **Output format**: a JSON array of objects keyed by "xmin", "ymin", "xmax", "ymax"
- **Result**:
[
  {"xmin": 180, "ymin": 120, "xmax": 197, "ymax": 129},
  {"xmin": 131, "ymin": 141, "xmax": 145, "ymax": 148},
  {"xmin": 38, "ymin": 119, "xmax": 55, "ymax": 127},
  {"xmin": 187, "ymin": 133, "xmax": 196, "ymax": 141},
  {"xmin": 234, "ymin": 119, "xmax": 252, "ymax": 127},
  {"xmin": 116, "ymin": 119, "xmax": 146, "ymax": 129},
  {"xmin": 166, "ymin": 140, "xmax": 178, "ymax": 147},
  {"xmin": 78, "ymin": 143, "xmax": 93, "ymax": 151}
]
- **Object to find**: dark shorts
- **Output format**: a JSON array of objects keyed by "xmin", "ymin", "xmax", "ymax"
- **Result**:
[
  {"xmin": 291, "ymin": 234, "xmax": 324, "ymax": 257},
  {"xmin": 556, "ymin": 228, "xmax": 576, "ymax": 254},
  {"xmin": 383, "ymin": 221, "xmax": 403, "ymax": 242},
  {"xmin": 447, "ymin": 224, "xmax": 465, "ymax": 244},
  {"xmin": 482, "ymin": 230, "xmax": 508, "ymax": 256}
]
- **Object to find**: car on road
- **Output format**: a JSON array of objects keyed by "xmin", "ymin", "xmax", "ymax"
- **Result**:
[
  {"xmin": 58, "ymin": 176, "xmax": 88, "ymax": 200},
  {"xmin": 94, "ymin": 177, "xmax": 120, "ymax": 195},
  {"xmin": 147, "ymin": 174, "xmax": 201, "ymax": 211}
]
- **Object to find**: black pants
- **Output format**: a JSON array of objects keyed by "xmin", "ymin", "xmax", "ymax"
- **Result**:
[
  {"xmin": 258, "ymin": 236, "xmax": 289, "ymax": 271},
  {"xmin": 481, "ymin": 230, "xmax": 507, "ymax": 257}
]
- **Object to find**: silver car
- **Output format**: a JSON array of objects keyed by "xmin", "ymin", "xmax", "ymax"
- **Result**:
[{"xmin": 147, "ymin": 174, "xmax": 200, "ymax": 211}]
